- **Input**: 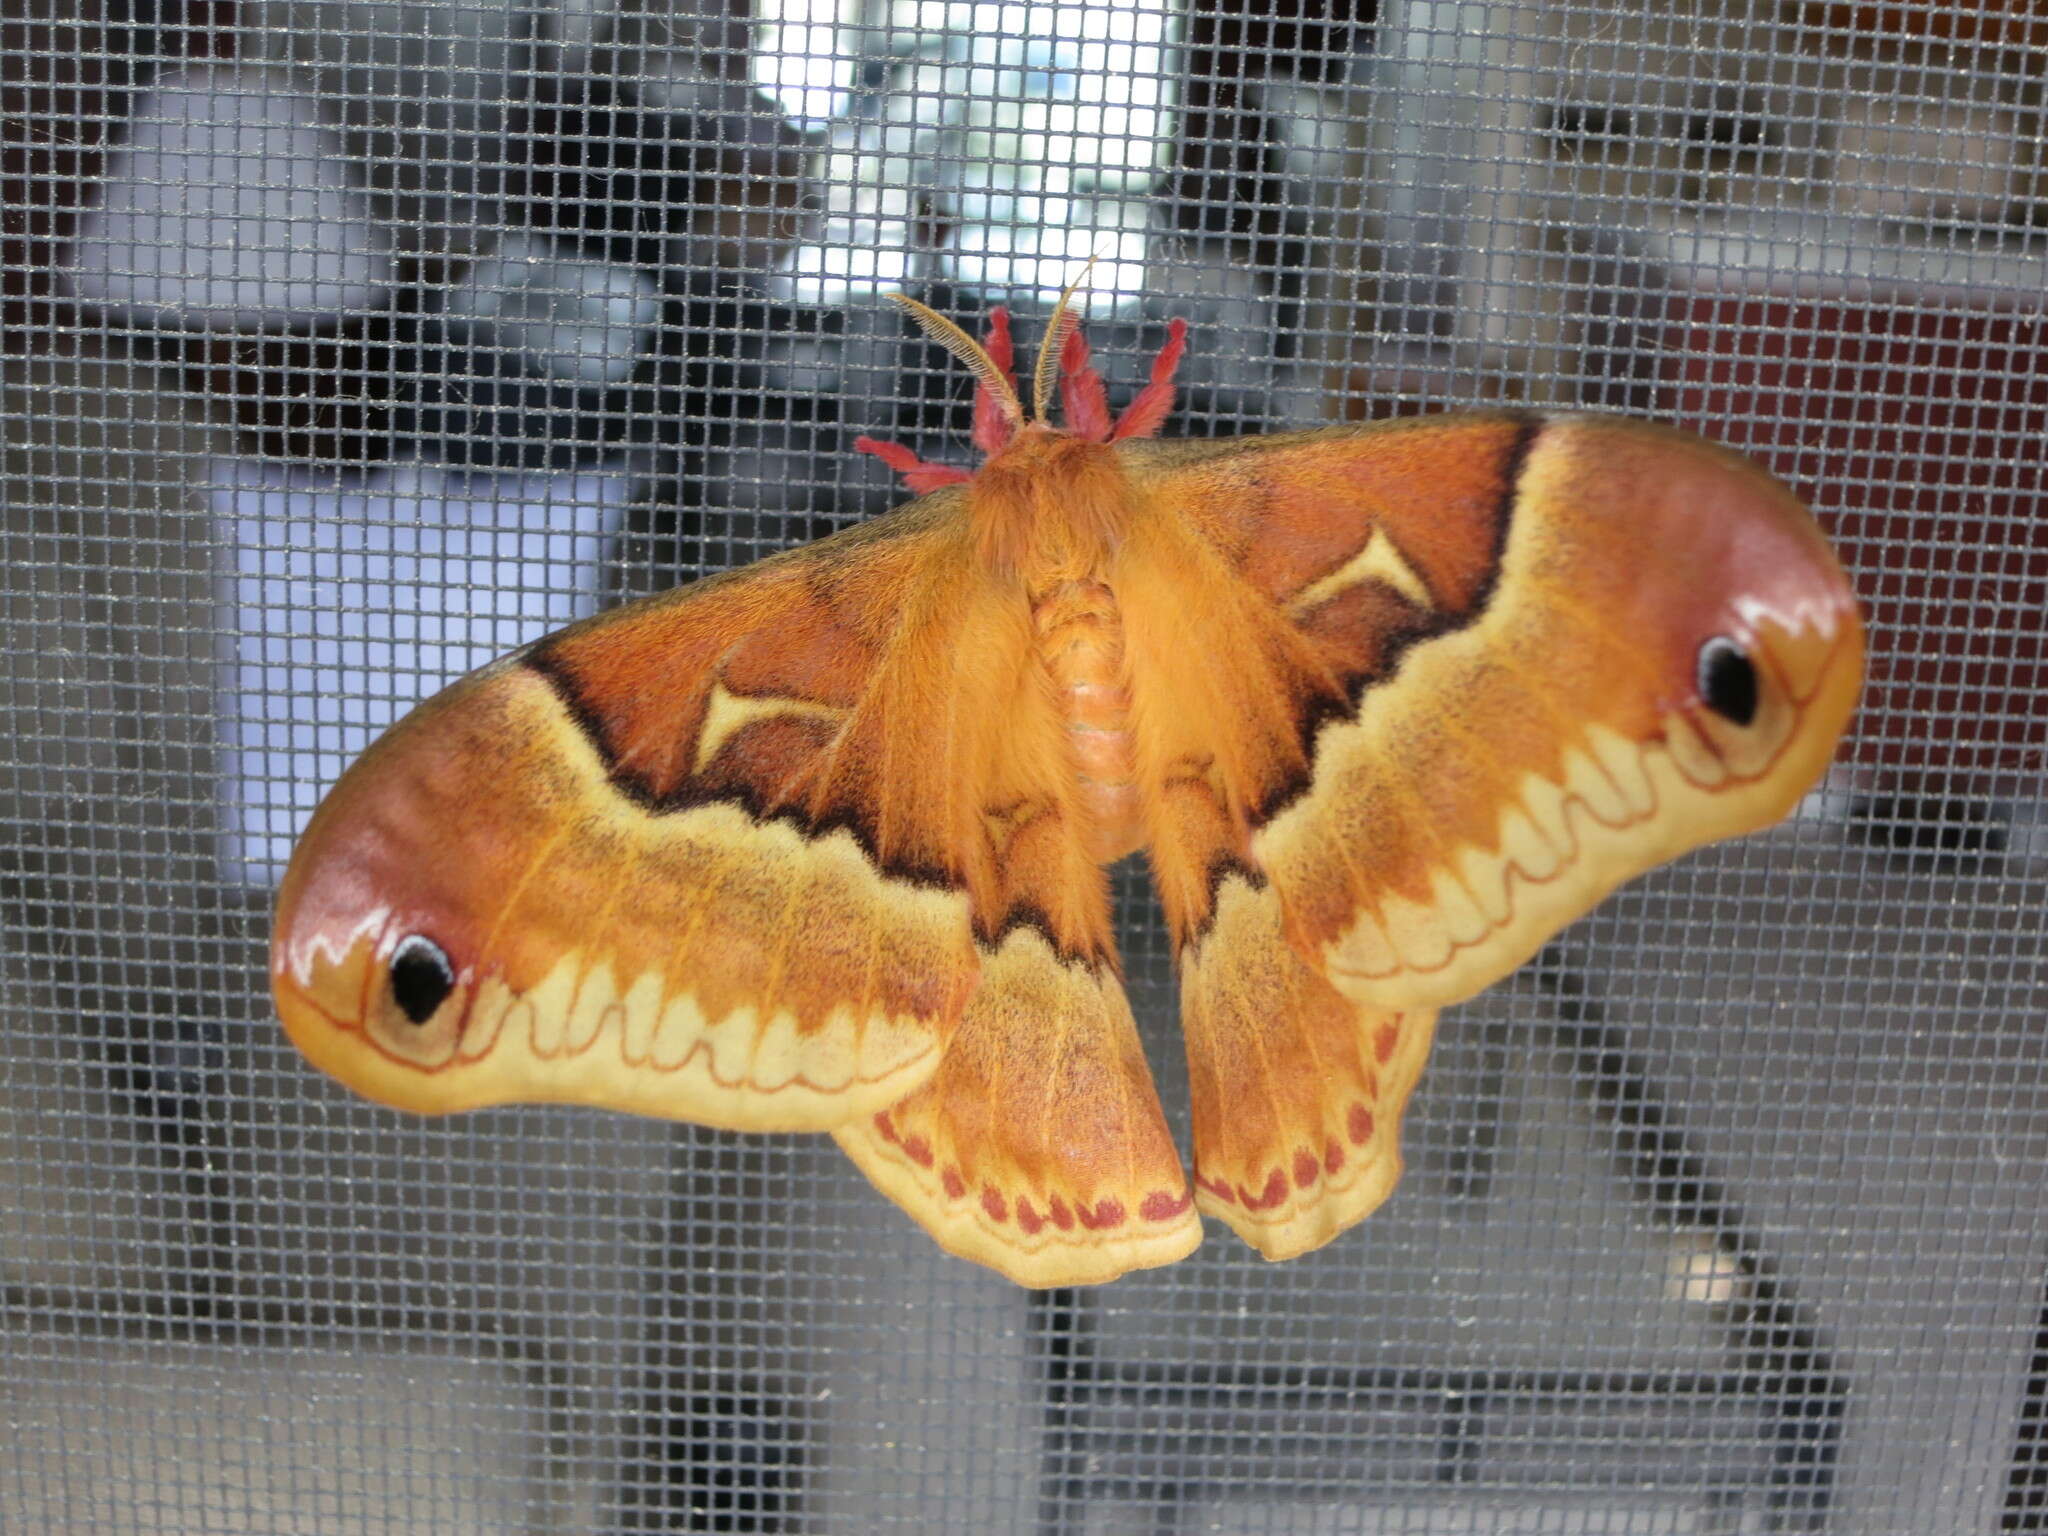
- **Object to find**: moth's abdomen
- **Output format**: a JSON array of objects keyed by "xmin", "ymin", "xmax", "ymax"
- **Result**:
[{"xmin": 1032, "ymin": 577, "xmax": 1145, "ymax": 864}]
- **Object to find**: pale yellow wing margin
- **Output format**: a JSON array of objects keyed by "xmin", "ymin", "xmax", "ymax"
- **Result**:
[
  {"xmin": 1181, "ymin": 875, "xmax": 1436, "ymax": 1260},
  {"xmin": 272, "ymin": 494, "xmax": 1003, "ymax": 1132},
  {"xmin": 834, "ymin": 928, "xmax": 1200, "ymax": 1287}
]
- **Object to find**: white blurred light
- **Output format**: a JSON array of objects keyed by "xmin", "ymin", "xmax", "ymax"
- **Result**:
[
  {"xmin": 457, "ymin": 235, "xmax": 661, "ymax": 385},
  {"xmin": 778, "ymin": 237, "xmax": 915, "ymax": 307},
  {"xmin": 756, "ymin": 0, "xmax": 1178, "ymax": 310},
  {"xmin": 214, "ymin": 463, "xmax": 631, "ymax": 888},
  {"xmin": 752, "ymin": 0, "xmax": 862, "ymax": 127},
  {"xmin": 948, "ymin": 211, "xmax": 1155, "ymax": 304}
]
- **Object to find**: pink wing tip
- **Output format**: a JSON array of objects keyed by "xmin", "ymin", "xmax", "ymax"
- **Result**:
[
  {"xmin": 859, "ymin": 310, "xmax": 1187, "ymax": 482},
  {"xmin": 854, "ymin": 435, "xmax": 974, "ymax": 494},
  {"xmin": 972, "ymin": 307, "xmax": 1021, "ymax": 456},
  {"xmin": 984, "ymin": 306, "xmax": 1016, "ymax": 373},
  {"xmin": 1110, "ymin": 316, "xmax": 1187, "ymax": 442},
  {"xmin": 1059, "ymin": 323, "xmax": 1115, "ymax": 441}
]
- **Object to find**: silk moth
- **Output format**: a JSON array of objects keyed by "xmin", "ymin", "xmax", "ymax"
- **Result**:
[{"xmin": 272, "ymin": 289, "xmax": 1863, "ymax": 1286}]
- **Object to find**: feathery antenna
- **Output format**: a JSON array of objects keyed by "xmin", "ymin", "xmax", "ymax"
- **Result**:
[
  {"xmin": 1030, "ymin": 258, "xmax": 1100, "ymax": 424},
  {"xmin": 887, "ymin": 293, "xmax": 1025, "ymax": 431}
]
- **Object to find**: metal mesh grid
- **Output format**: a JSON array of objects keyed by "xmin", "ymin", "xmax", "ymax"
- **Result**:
[{"xmin": 2, "ymin": 0, "xmax": 2044, "ymax": 1530}]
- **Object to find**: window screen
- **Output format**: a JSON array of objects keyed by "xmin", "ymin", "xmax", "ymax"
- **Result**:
[{"xmin": 3, "ymin": 1, "xmax": 2044, "ymax": 1531}]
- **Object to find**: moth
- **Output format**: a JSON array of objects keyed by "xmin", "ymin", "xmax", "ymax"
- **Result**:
[{"xmin": 271, "ymin": 287, "xmax": 1864, "ymax": 1287}]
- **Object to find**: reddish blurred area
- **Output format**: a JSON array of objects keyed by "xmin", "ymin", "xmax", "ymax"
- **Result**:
[
  {"xmin": 1813, "ymin": 1, "xmax": 2048, "ymax": 50},
  {"xmin": 1661, "ymin": 295, "xmax": 2047, "ymax": 799}
]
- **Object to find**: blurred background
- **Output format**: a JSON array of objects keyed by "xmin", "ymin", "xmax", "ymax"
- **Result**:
[{"xmin": 1, "ymin": 0, "xmax": 2044, "ymax": 1530}]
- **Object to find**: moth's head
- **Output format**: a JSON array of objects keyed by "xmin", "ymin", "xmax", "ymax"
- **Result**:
[{"xmin": 854, "ymin": 288, "xmax": 1187, "ymax": 497}]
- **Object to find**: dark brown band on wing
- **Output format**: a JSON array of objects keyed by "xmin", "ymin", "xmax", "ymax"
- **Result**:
[
  {"xmin": 1246, "ymin": 410, "xmax": 1542, "ymax": 830},
  {"xmin": 523, "ymin": 646, "xmax": 966, "ymax": 899},
  {"xmin": 529, "ymin": 633, "xmax": 1110, "ymax": 968},
  {"xmin": 976, "ymin": 899, "xmax": 1118, "ymax": 971}
]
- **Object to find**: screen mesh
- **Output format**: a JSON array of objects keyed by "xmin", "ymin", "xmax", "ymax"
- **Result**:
[{"xmin": 4, "ymin": 1, "xmax": 2045, "ymax": 1531}]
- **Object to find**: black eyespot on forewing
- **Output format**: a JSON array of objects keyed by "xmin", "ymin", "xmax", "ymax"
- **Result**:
[
  {"xmin": 389, "ymin": 935, "xmax": 457, "ymax": 1025},
  {"xmin": 1697, "ymin": 637, "xmax": 1760, "ymax": 727}
]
